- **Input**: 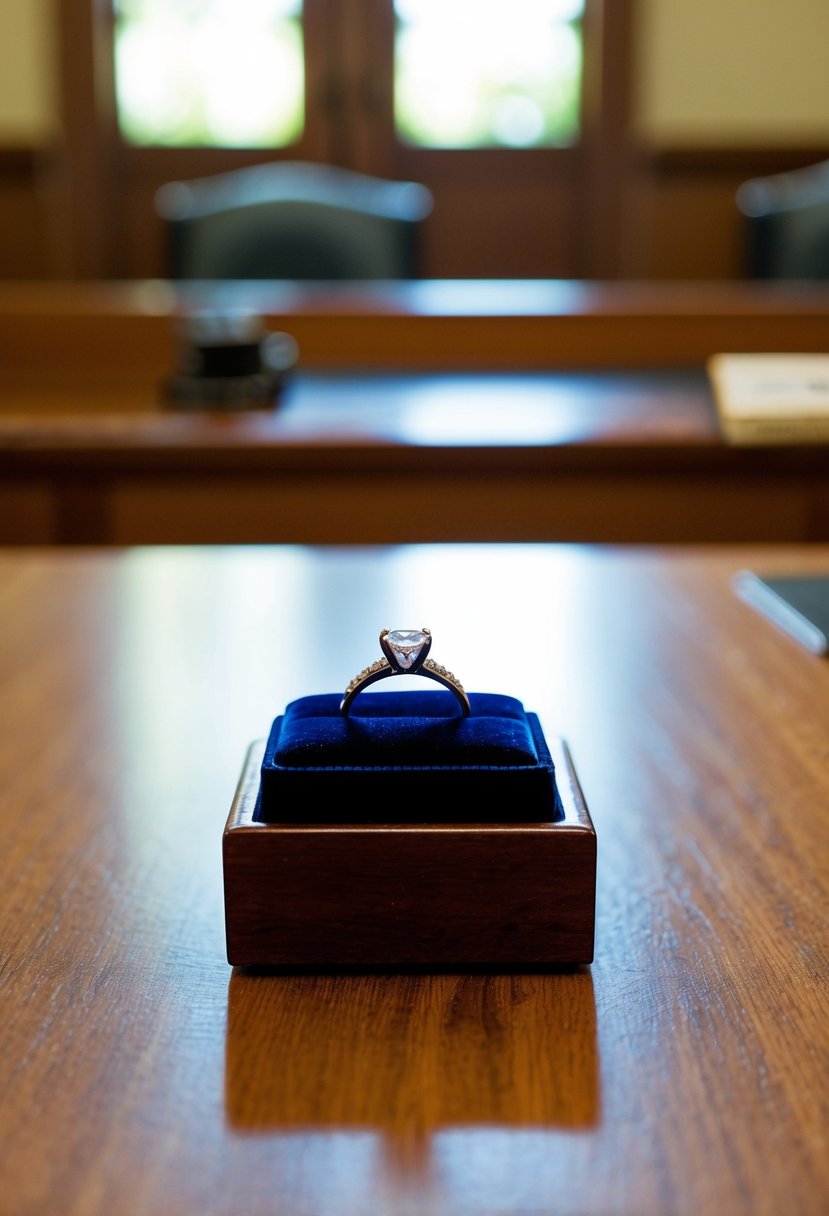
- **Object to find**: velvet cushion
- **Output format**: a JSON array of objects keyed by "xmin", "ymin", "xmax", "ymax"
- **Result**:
[{"xmin": 257, "ymin": 690, "xmax": 561, "ymax": 823}]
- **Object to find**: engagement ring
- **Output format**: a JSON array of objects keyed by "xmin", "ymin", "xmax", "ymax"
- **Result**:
[{"xmin": 340, "ymin": 628, "xmax": 470, "ymax": 717}]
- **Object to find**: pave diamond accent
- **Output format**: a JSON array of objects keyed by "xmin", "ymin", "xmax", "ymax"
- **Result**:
[
  {"xmin": 386, "ymin": 628, "xmax": 428, "ymax": 670},
  {"xmin": 423, "ymin": 657, "xmax": 466, "ymax": 694},
  {"xmin": 344, "ymin": 657, "xmax": 390, "ymax": 695}
]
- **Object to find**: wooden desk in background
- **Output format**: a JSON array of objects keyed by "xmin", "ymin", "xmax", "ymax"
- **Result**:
[
  {"xmin": 0, "ymin": 542, "xmax": 828, "ymax": 1216},
  {"xmin": 1, "ymin": 279, "xmax": 828, "ymax": 544}
]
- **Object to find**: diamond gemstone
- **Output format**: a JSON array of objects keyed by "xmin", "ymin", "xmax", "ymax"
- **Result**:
[{"xmin": 387, "ymin": 628, "xmax": 427, "ymax": 670}]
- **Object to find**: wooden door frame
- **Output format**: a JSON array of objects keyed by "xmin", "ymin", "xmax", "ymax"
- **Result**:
[{"xmin": 580, "ymin": 0, "xmax": 636, "ymax": 277}]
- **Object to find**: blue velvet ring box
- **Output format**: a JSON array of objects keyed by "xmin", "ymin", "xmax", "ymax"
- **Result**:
[
  {"xmin": 223, "ymin": 689, "xmax": 597, "ymax": 967},
  {"xmin": 257, "ymin": 690, "xmax": 560, "ymax": 822}
]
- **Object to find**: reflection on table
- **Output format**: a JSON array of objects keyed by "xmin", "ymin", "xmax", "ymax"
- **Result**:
[{"xmin": 0, "ymin": 542, "xmax": 828, "ymax": 1216}]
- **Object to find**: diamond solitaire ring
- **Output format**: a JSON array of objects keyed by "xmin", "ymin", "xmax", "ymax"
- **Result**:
[{"xmin": 340, "ymin": 628, "xmax": 470, "ymax": 717}]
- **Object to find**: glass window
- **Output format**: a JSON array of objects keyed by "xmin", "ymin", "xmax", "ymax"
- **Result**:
[
  {"xmin": 113, "ymin": 0, "xmax": 304, "ymax": 148},
  {"xmin": 394, "ymin": 0, "xmax": 584, "ymax": 149}
]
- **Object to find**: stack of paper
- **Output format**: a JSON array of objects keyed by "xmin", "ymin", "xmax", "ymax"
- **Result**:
[{"xmin": 707, "ymin": 353, "xmax": 829, "ymax": 444}]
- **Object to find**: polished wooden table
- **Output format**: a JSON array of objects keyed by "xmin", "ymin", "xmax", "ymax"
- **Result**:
[
  {"xmin": 2, "ymin": 279, "xmax": 828, "ymax": 545},
  {"xmin": 1, "ymin": 542, "xmax": 828, "ymax": 1216}
]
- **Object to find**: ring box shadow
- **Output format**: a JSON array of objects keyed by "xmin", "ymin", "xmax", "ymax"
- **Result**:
[{"xmin": 223, "ymin": 691, "xmax": 597, "ymax": 967}]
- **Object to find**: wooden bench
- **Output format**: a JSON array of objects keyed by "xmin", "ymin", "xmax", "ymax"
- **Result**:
[{"xmin": 2, "ymin": 279, "xmax": 828, "ymax": 543}]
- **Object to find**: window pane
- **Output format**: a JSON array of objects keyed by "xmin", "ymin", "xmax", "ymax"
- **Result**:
[
  {"xmin": 113, "ymin": 0, "xmax": 304, "ymax": 148},
  {"xmin": 394, "ymin": 0, "xmax": 583, "ymax": 149}
]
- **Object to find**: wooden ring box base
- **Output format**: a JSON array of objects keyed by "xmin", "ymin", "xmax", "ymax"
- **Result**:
[{"xmin": 223, "ymin": 735, "xmax": 596, "ymax": 968}]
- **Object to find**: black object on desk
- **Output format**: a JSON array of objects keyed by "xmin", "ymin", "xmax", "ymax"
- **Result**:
[
  {"xmin": 733, "ymin": 571, "xmax": 829, "ymax": 654},
  {"xmin": 162, "ymin": 308, "xmax": 298, "ymax": 411}
]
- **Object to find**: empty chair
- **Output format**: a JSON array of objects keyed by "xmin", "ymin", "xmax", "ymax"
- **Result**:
[
  {"xmin": 154, "ymin": 160, "xmax": 434, "ymax": 280},
  {"xmin": 736, "ymin": 158, "xmax": 829, "ymax": 280}
]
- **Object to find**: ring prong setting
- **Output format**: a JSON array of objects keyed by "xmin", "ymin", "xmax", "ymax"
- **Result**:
[{"xmin": 380, "ymin": 627, "xmax": 432, "ymax": 673}]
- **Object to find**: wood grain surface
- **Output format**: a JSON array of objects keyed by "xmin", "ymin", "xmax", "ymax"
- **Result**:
[{"xmin": 0, "ymin": 543, "xmax": 828, "ymax": 1216}]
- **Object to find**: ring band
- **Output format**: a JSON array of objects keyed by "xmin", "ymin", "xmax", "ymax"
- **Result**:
[{"xmin": 340, "ymin": 628, "xmax": 470, "ymax": 717}]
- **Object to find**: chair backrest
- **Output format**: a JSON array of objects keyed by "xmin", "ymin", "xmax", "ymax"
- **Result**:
[
  {"xmin": 155, "ymin": 160, "xmax": 434, "ymax": 280},
  {"xmin": 736, "ymin": 159, "xmax": 829, "ymax": 279}
]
